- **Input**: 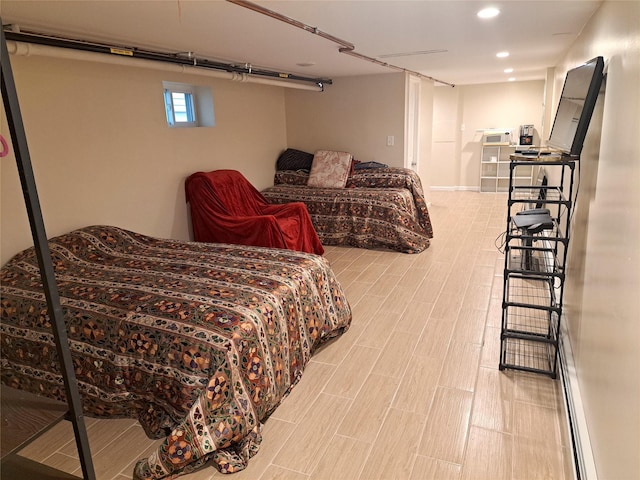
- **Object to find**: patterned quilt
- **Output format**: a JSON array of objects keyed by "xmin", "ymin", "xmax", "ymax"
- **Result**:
[
  {"xmin": 0, "ymin": 226, "xmax": 351, "ymax": 479},
  {"xmin": 262, "ymin": 167, "xmax": 434, "ymax": 253}
]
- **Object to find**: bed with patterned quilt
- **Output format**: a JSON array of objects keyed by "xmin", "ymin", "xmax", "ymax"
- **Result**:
[
  {"xmin": 0, "ymin": 225, "xmax": 351, "ymax": 479},
  {"xmin": 262, "ymin": 151, "xmax": 434, "ymax": 253}
]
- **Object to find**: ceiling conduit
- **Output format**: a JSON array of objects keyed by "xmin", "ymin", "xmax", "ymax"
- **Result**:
[
  {"xmin": 227, "ymin": 0, "xmax": 455, "ymax": 88},
  {"xmin": 3, "ymin": 29, "xmax": 328, "ymax": 92}
]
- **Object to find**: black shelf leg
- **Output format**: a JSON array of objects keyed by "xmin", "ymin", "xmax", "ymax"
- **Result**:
[{"xmin": 1, "ymin": 22, "xmax": 96, "ymax": 480}]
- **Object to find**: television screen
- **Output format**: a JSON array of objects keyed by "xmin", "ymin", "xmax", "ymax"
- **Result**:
[{"xmin": 547, "ymin": 56, "xmax": 604, "ymax": 156}]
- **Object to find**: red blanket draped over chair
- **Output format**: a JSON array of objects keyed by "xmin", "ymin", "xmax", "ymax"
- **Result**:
[{"xmin": 185, "ymin": 170, "xmax": 324, "ymax": 255}]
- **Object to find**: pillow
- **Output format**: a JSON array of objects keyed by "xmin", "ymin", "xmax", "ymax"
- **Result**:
[
  {"xmin": 307, "ymin": 150, "xmax": 353, "ymax": 188},
  {"xmin": 274, "ymin": 170, "xmax": 310, "ymax": 186},
  {"xmin": 354, "ymin": 160, "xmax": 389, "ymax": 170},
  {"xmin": 276, "ymin": 148, "xmax": 314, "ymax": 171}
]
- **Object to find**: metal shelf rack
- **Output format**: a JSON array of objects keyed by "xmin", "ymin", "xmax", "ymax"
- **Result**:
[{"xmin": 499, "ymin": 156, "xmax": 576, "ymax": 378}]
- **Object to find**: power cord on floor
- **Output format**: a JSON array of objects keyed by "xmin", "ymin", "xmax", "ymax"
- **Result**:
[{"xmin": 495, "ymin": 229, "xmax": 508, "ymax": 254}]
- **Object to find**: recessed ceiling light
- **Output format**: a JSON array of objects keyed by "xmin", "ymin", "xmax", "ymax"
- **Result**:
[
  {"xmin": 508, "ymin": 77, "xmax": 516, "ymax": 82},
  {"xmin": 496, "ymin": 51, "xmax": 510, "ymax": 58},
  {"xmin": 296, "ymin": 62, "xmax": 316, "ymax": 67},
  {"xmin": 477, "ymin": 7, "xmax": 500, "ymax": 19},
  {"xmin": 504, "ymin": 68, "xmax": 514, "ymax": 73}
]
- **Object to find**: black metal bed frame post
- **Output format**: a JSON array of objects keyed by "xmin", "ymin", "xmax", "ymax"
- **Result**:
[{"xmin": 1, "ymin": 23, "xmax": 96, "ymax": 480}]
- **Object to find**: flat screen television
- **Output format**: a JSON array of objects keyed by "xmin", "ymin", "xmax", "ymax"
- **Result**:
[{"xmin": 547, "ymin": 56, "xmax": 604, "ymax": 157}]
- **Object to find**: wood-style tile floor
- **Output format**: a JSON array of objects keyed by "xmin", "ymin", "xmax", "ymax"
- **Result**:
[{"xmin": 13, "ymin": 191, "xmax": 574, "ymax": 480}]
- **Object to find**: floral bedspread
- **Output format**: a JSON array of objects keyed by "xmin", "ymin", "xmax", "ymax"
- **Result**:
[
  {"xmin": 262, "ymin": 167, "xmax": 434, "ymax": 253},
  {"xmin": 0, "ymin": 226, "xmax": 351, "ymax": 479}
]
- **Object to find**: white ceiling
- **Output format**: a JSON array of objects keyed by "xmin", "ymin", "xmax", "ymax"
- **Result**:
[{"xmin": 0, "ymin": 0, "xmax": 602, "ymax": 86}]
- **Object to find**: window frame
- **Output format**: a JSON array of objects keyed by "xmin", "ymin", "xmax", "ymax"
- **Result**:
[{"xmin": 164, "ymin": 86, "xmax": 198, "ymax": 127}]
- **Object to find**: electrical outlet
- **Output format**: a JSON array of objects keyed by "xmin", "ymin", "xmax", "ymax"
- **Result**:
[{"xmin": 387, "ymin": 135, "xmax": 394, "ymax": 146}]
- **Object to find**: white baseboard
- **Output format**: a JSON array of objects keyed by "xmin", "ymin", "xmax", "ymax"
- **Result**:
[
  {"xmin": 430, "ymin": 186, "xmax": 480, "ymax": 191},
  {"xmin": 560, "ymin": 319, "xmax": 598, "ymax": 480}
]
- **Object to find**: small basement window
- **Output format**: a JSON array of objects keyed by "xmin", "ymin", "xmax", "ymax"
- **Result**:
[
  {"xmin": 164, "ymin": 89, "xmax": 196, "ymax": 126},
  {"xmin": 162, "ymin": 81, "xmax": 215, "ymax": 128}
]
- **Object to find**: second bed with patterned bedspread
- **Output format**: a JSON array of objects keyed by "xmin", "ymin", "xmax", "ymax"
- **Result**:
[{"xmin": 262, "ymin": 167, "xmax": 434, "ymax": 253}]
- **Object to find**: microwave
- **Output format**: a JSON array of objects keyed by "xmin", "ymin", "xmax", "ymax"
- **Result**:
[{"xmin": 483, "ymin": 130, "xmax": 512, "ymax": 145}]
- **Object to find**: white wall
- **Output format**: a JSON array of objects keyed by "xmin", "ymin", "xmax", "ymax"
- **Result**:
[
  {"xmin": 1, "ymin": 54, "xmax": 288, "ymax": 265},
  {"xmin": 431, "ymin": 81, "xmax": 545, "ymax": 189},
  {"xmin": 431, "ymin": 86, "xmax": 462, "ymax": 188},
  {"xmin": 555, "ymin": 2, "xmax": 640, "ymax": 478},
  {"xmin": 417, "ymin": 77, "xmax": 434, "ymax": 201}
]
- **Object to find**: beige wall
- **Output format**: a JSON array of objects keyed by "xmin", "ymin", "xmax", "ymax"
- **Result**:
[
  {"xmin": 1, "ymin": 55, "xmax": 288, "ymax": 265},
  {"xmin": 431, "ymin": 81, "xmax": 545, "ymax": 189},
  {"xmin": 284, "ymin": 73, "xmax": 407, "ymax": 167},
  {"xmin": 555, "ymin": 1, "xmax": 640, "ymax": 478},
  {"xmin": 284, "ymin": 72, "xmax": 435, "ymax": 197}
]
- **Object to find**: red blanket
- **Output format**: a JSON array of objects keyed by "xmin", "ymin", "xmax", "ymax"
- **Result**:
[{"xmin": 185, "ymin": 170, "xmax": 324, "ymax": 255}]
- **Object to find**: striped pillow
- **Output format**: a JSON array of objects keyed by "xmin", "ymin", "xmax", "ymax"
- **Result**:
[{"xmin": 276, "ymin": 148, "xmax": 314, "ymax": 171}]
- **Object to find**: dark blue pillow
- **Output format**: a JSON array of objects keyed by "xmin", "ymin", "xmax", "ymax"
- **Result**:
[
  {"xmin": 354, "ymin": 161, "xmax": 389, "ymax": 170},
  {"xmin": 276, "ymin": 148, "xmax": 314, "ymax": 171}
]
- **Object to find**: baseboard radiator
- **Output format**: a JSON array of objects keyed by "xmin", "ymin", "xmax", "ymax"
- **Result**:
[
  {"xmin": 544, "ymin": 230, "xmax": 597, "ymax": 480},
  {"xmin": 559, "ymin": 320, "xmax": 598, "ymax": 480}
]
